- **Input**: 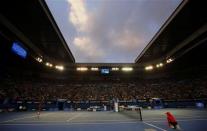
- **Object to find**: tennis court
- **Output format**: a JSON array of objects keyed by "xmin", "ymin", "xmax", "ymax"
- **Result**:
[{"xmin": 0, "ymin": 109, "xmax": 207, "ymax": 131}]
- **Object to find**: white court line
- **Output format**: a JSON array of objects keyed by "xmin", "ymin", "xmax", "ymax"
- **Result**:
[
  {"xmin": 1, "ymin": 118, "xmax": 207, "ymax": 126},
  {"xmin": 3, "ymin": 118, "xmax": 207, "ymax": 126},
  {"xmin": 145, "ymin": 118, "xmax": 207, "ymax": 123},
  {"xmin": 177, "ymin": 118, "xmax": 207, "ymax": 122},
  {"xmin": 1, "ymin": 113, "xmax": 53, "ymax": 123},
  {"xmin": 16, "ymin": 119, "xmax": 138, "ymax": 123},
  {"xmin": 143, "ymin": 116, "xmax": 207, "ymax": 121},
  {"xmin": 143, "ymin": 122, "xmax": 167, "ymax": 131},
  {"xmin": 0, "ymin": 121, "xmax": 138, "ymax": 126},
  {"xmin": 66, "ymin": 113, "xmax": 82, "ymax": 122},
  {"xmin": 144, "ymin": 115, "xmax": 206, "ymax": 120}
]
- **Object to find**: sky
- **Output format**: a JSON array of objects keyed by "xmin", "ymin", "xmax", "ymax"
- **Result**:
[{"xmin": 46, "ymin": 0, "xmax": 182, "ymax": 63}]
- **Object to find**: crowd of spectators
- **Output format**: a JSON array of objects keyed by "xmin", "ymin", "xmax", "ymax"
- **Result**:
[{"xmin": 0, "ymin": 76, "xmax": 207, "ymax": 102}]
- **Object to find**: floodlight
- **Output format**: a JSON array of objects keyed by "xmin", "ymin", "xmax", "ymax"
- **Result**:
[
  {"xmin": 77, "ymin": 67, "xmax": 88, "ymax": 71},
  {"xmin": 145, "ymin": 65, "xmax": 153, "ymax": 71},
  {"xmin": 112, "ymin": 67, "xmax": 119, "ymax": 71},
  {"xmin": 91, "ymin": 67, "xmax": 99, "ymax": 71},
  {"xmin": 156, "ymin": 63, "xmax": 163, "ymax": 68},
  {"xmin": 36, "ymin": 57, "xmax": 42, "ymax": 63},
  {"xmin": 159, "ymin": 63, "xmax": 163, "ymax": 67},
  {"xmin": 46, "ymin": 62, "xmax": 50, "ymax": 66},
  {"xmin": 45, "ymin": 62, "xmax": 53, "ymax": 67},
  {"xmin": 122, "ymin": 67, "xmax": 133, "ymax": 71},
  {"xmin": 55, "ymin": 65, "xmax": 64, "ymax": 71},
  {"xmin": 166, "ymin": 58, "xmax": 173, "ymax": 63}
]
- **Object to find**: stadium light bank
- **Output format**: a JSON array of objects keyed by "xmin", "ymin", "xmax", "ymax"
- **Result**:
[
  {"xmin": 145, "ymin": 65, "xmax": 153, "ymax": 71},
  {"xmin": 77, "ymin": 67, "xmax": 88, "ymax": 71},
  {"xmin": 55, "ymin": 65, "xmax": 64, "ymax": 71},
  {"xmin": 166, "ymin": 58, "xmax": 173, "ymax": 63},
  {"xmin": 112, "ymin": 67, "xmax": 119, "ymax": 71},
  {"xmin": 45, "ymin": 62, "xmax": 53, "ymax": 67},
  {"xmin": 36, "ymin": 57, "xmax": 42, "ymax": 63},
  {"xmin": 121, "ymin": 67, "xmax": 133, "ymax": 72},
  {"xmin": 91, "ymin": 67, "xmax": 99, "ymax": 71},
  {"xmin": 156, "ymin": 63, "xmax": 164, "ymax": 68}
]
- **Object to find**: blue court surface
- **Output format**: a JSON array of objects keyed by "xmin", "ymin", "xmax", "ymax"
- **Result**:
[{"xmin": 0, "ymin": 109, "xmax": 207, "ymax": 131}]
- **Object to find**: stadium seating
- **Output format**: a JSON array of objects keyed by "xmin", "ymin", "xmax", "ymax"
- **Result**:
[{"xmin": 0, "ymin": 76, "xmax": 207, "ymax": 103}]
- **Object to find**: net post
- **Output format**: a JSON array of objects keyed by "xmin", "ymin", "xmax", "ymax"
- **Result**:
[{"xmin": 139, "ymin": 107, "xmax": 143, "ymax": 121}]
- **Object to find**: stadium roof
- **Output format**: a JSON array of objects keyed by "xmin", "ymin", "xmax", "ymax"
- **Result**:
[
  {"xmin": 136, "ymin": 0, "xmax": 207, "ymax": 66},
  {"xmin": 0, "ymin": 0, "xmax": 75, "ymax": 64},
  {"xmin": 0, "ymin": 0, "xmax": 206, "ymax": 70}
]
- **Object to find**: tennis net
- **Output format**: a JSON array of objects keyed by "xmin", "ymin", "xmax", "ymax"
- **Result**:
[{"xmin": 118, "ymin": 106, "xmax": 143, "ymax": 121}]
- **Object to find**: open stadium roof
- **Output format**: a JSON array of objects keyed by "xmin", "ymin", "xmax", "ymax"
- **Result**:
[
  {"xmin": 46, "ymin": 0, "xmax": 182, "ymax": 63},
  {"xmin": 1, "ymin": 0, "xmax": 206, "ymax": 72}
]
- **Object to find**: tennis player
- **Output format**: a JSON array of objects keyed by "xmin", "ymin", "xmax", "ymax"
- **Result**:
[
  {"xmin": 165, "ymin": 112, "xmax": 181, "ymax": 130},
  {"xmin": 37, "ymin": 102, "xmax": 41, "ymax": 119}
]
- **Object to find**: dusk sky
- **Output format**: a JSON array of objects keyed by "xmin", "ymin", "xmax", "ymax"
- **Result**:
[{"xmin": 46, "ymin": 0, "xmax": 182, "ymax": 63}]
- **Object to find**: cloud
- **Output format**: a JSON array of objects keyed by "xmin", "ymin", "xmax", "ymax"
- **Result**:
[
  {"xmin": 68, "ymin": 0, "xmax": 89, "ymax": 32},
  {"xmin": 73, "ymin": 36, "xmax": 104, "ymax": 59},
  {"xmin": 67, "ymin": 0, "xmax": 105, "ymax": 62},
  {"xmin": 109, "ymin": 29, "xmax": 144, "ymax": 51},
  {"xmin": 46, "ymin": 0, "xmax": 182, "ymax": 63}
]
